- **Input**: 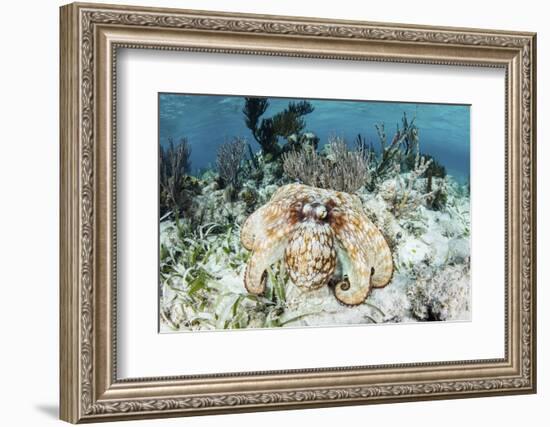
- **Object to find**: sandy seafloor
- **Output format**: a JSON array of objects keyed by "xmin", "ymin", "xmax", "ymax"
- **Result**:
[{"xmin": 159, "ymin": 172, "xmax": 471, "ymax": 333}]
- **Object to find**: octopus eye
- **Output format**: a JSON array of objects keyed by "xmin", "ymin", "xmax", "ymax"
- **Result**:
[
  {"xmin": 302, "ymin": 203, "xmax": 313, "ymax": 216},
  {"xmin": 371, "ymin": 267, "xmax": 375, "ymax": 276},
  {"xmin": 315, "ymin": 205, "xmax": 327, "ymax": 220}
]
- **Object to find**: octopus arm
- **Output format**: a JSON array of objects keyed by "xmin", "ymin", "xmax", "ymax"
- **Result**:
[
  {"xmin": 330, "ymin": 208, "xmax": 393, "ymax": 305},
  {"xmin": 244, "ymin": 240, "xmax": 286, "ymax": 295},
  {"xmin": 240, "ymin": 206, "xmax": 265, "ymax": 251},
  {"xmin": 241, "ymin": 198, "xmax": 297, "ymax": 295},
  {"xmin": 336, "ymin": 196, "xmax": 393, "ymax": 288},
  {"xmin": 333, "ymin": 241, "xmax": 372, "ymax": 306}
]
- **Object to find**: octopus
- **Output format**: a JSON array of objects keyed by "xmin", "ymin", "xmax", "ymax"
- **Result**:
[{"xmin": 240, "ymin": 183, "xmax": 393, "ymax": 306}]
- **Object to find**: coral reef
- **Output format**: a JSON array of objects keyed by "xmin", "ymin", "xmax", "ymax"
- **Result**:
[{"xmin": 158, "ymin": 108, "xmax": 471, "ymax": 332}]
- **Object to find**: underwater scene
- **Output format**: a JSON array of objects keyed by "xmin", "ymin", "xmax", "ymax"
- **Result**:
[{"xmin": 159, "ymin": 93, "xmax": 471, "ymax": 332}]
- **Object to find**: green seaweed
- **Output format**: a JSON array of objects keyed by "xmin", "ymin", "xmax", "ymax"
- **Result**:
[{"xmin": 160, "ymin": 219, "xmax": 320, "ymax": 331}]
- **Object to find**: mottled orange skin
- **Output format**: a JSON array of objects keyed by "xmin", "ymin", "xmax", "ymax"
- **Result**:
[
  {"xmin": 240, "ymin": 183, "xmax": 393, "ymax": 305},
  {"xmin": 285, "ymin": 221, "xmax": 336, "ymax": 290}
]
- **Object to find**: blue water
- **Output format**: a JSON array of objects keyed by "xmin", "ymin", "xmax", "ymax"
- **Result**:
[{"xmin": 159, "ymin": 93, "xmax": 470, "ymax": 182}]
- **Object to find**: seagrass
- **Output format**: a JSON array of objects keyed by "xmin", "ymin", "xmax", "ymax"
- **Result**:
[{"xmin": 60, "ymin": 2, "xmax": 536, "ymax": 423}]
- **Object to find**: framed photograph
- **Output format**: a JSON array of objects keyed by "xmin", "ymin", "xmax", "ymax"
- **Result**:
[{"xmin": 60, "ymin": 2, "xmax": 537, "ymax": 423}]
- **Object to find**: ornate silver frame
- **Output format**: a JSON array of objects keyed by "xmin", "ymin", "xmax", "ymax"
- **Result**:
[{"xmin": 60, "ymin": 2, "xmax": 537, "ymax": 423}]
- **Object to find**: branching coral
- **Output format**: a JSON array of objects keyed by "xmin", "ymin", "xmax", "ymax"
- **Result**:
[
  {"xmin": 285, "ymin": 132, "xmax": 320, "ymax": 153},
  {"xmin": 242, "ymin": 98, "xmax": 275, "ymax": 155},
  {"xmin": 426, "ymin": 177, "xmax": 448, "ymax": 211},
  {"xmin": 272, "ymin": 101, "xmax": 314, "ymax": 139},
  {"xmin": 216, "ymin": 137, "xmax": 247, "ymax": 200},
  {"xmin": 159, "ymin": 136, "xmax": 192, "ymax": 217},
  {"xmin": 360, "ymin": 113, "xmax": 421, "ymax": 191},
  {"xmin": 323, "ymin": 136, "xmax": 372, "ymax": 192},
  {"xmin": 423, "ymin": 153, "xmax": 448, "ymax": 211},
  {"xmin": 282, "ymin": 136, "xmax": 371, "ymax": 193},
  {"xmin": 422, "ymin": 153, "xmax": 447, "ymax": 179},
  {"xmin": 378, "ymin": 153, "xmax": 434, "ymax": 218},
  {"xmin": 355, "ymin": 113, "xmax": 450, "ymax": 216},
  {"xmin": 399, "ymin": 113, "xmax": 420, "ymax": 158},
  {"xmin": 243, "ymin": 97, "xmax": 315, "ymax": 158},
  {"xmin": 281, "ymin": 145, "xmax": 325, "ymax": 188}
]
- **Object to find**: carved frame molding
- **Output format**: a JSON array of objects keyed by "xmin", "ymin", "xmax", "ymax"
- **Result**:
[{"xmin": 60, "ymin": 2, "xmax": 536, "ymax": 423}]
